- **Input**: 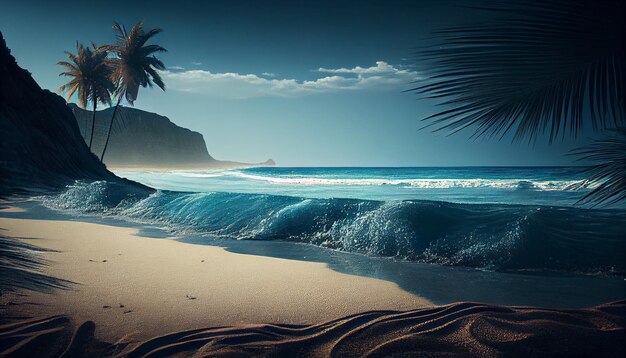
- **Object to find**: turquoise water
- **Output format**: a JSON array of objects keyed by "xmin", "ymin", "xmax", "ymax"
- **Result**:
[
  {"xmin": 0, "ymin": 166, "xmax": 620, "ymax": 307},
  {"xmin": 38, "ymin": 167, "xmax": 626, "ymax": 276},
  {"xmin": 116, "ymin": 166, "xmax": 590, "ymax": 206}
]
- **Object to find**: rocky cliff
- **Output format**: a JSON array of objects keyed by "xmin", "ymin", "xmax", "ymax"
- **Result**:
[
  {"xmin": 0, "ymin": 31, "xmax": 134, "ymax": 195},
  {"xmin": 71, "ymin": 105, "xmax": 275, "ymax": 169},
  {"xmin": 71, "ymin": 105, "xmax": 216, "ymax": 168}
]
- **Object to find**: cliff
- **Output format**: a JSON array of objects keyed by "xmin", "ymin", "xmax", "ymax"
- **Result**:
[
  {"xmin": 71, "ymin": 105, "xmax": 275, "ymax": 169},
  {"xmin": 71, "ymin": 105, "xmax": 215, "ymax": 168},
  {"xmin": 0, "ymin": 31, "xmax": 133, "ymax": 195}
]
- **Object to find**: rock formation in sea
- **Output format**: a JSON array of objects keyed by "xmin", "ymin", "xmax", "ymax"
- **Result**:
[
  {"xmin": 0, "ymin": 31, "xmax": 127, "ymax": 195},
  {"xmin": 71, "ymin": 105, "xmax": 275, "ymax": 169}
]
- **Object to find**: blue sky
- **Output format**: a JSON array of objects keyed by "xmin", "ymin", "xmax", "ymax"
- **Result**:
[{"xmin": 1, "ymin": 0, "xmax": 594, "ymax": 166}]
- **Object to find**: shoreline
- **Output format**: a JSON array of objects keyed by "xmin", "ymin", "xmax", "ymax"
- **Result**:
[
  {"xmin": 0, "ymin": 214, "xmax": 430, "ymax": 342},
  {"xmin": 1, "ymin": 206, "xmax": 625, "ymax": 357},
  {"xmin": 108, "ymin": 161, "xmax": 274, "ymax": 172},
  {"xmin": 3, "ymin": 201, "xmax": 625, "ymax": 309}
]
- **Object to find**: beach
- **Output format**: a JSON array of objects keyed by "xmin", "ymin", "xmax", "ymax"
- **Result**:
[
  {"xmin": 2, "ymin": 2, "xmax": 625, "ymax": 354},
  {"xmin": 2, "ymin": 209, "xmax": 624, "ymax": 357},
  {"xmin": 0, "ymin": 212, "xmax": 429, "ymax": 342}
]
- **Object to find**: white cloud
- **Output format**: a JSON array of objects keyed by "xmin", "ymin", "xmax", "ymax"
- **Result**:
[
  {"xmin": 159, "ymin": 61, "xmax": 419, "ymax": 99},
  {"xmin": 191, "ymin": 61, "xmax": 202, "ymax": 66},
  {"xmin": 317, "ymin": 61, "xmax": 402, "ymax": 75},
  {"xmin": 262, "ymin": 72, "xmax": 277, "ymax": 77},
  {"xmin": 167, "ymin": 65, "xmax": 185, "ymax": 70}
]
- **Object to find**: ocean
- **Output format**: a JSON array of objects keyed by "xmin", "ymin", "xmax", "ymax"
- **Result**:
[
  {"xmin": 19, "ymin": 166, "xmax": 623, "ymax": 307},
  {"xmin": 119, "ymin": 166, "xmax": 593, "ymax": 205}
]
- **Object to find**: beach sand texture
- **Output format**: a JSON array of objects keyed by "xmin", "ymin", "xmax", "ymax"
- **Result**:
[
  {"xmin": 1, "ymin": 214, "xmax": 624, "ymax": 357},
  {"xmin": 1, "ymin": 300, "xmax": 624, "ymax": 357},
  {"xmin": 0, "ymin": 216, "xmax": 429, "ymax": 342}
]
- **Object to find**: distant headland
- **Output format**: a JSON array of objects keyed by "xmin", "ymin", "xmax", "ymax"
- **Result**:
[{"xmin": 70, "ymin": 104, "xmax": 275, "ymax": 170}]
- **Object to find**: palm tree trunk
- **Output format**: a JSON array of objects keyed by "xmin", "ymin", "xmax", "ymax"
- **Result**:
[
  {"xmin": 80, "ymin": 117, "xmax": 87, "ymax": 143},
  {"xmin": 100, "ymin": 96, "xmax": 122, "ymax": 162},
  {"xmin": 89, "ymin": 94, "xmax": 96, "ymax": 150}
]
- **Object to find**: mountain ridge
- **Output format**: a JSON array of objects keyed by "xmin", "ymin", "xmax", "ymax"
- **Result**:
[
  {"xmin": 0, "ymin": 31, "xmax": 144, "ymax": 195},
  {"xmin": 70, "ymin": 104, "xmax": 275, "ymax": 169}
]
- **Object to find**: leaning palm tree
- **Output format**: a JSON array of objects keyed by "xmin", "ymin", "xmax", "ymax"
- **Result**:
[
  {"xmin": 99, "ymin": 21, "xmax": 166, "ymax": 162},
  {"xmin": 412, "ymin": 0, "xmax": 625, "ymax": 205},
  {"xmin": 58, "ymin": 43, "xmax": 114, "ymax": 149}
]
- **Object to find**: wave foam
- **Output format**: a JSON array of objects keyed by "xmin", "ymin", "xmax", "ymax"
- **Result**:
[
  {"xmin": 229, "ymin": 172, "xmax": 582, "ymax": 190},
  {"xmin": 41, "ymin": 180, "xmax": 626, "ymax": 275}
]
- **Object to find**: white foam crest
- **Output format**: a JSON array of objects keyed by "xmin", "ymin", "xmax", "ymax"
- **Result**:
[
  {"xmin": 115, "ymin": 169, "xmax": 230, "ymax": 179},
  {"xmin": 228, "ymin": 172, "xmax": 583, "ymax": 190},
  {"xmin": 164, "ymin": 170, "xmax": 229, "ymax": 178}
]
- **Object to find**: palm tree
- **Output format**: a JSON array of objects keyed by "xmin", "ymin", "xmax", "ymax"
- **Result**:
[
  {"xmin": 412, "ymin": 0, "xmax": 625, "ymax": 205},
  {"xmin": 99, "ymin": 21, "xmax": 166, "ymax": 162},
  {"xmin": 58, "ymin": 43, "xmax": 114, "ymax": 149}
]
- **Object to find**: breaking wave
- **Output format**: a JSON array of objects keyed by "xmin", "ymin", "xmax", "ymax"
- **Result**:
[
  {"xmin": 229, "ymin": 172, "xmax": 582, "ymax": 190},
  {"xmin": 43, "ymin": 180, "xmax": 626, "ymax": 275}
]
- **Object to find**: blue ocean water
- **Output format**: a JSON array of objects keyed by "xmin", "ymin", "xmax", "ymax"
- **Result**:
[
  {"xmin": 41, "ymin": 167, "xmax": 626, "ymax": 275},
  {"xmin": 116, "ymin": 166, "xmax": 591, "ymax": 205}
]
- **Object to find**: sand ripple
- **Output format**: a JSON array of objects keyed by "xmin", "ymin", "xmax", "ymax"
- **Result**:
[{"xmin": 1, "ymin": 301, "xmax": 624, "ymax": 357}]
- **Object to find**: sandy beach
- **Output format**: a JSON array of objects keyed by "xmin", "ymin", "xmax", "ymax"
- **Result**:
[
  {"xmin": 0, "ymin": 208, "xmax": 623, "ymax": 357},
  {"xmin": 2, "ymin": 213, "xmax": 623, "ymax": 357},
  {"xmin": 2, "ymin": 3, "xmax": 626, "ymax": 354},
  {"xmin": 0, "ymin": 214, "xmax": 430, "ymax": 342}
]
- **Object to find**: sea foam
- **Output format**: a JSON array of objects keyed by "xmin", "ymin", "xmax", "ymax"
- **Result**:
[{"xmin": 42, "ymin": 180, "xmax": 626, "ymax": 275}]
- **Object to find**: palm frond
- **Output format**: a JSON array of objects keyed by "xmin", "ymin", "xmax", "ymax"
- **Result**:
[
  {"xmin": 112, "ymin": 22, "xmax": 128, "ymax": 43},
  {"xmin": 144, "ymin": 56, "xmax": 166, "ymax": 70},
  {"xmin": 137, "ymin": 28, "xmax": 164, "ymax": 48},
  {"xmin": 63, "ymin": 50, "xmax": 77, "ymax": 63},
  {"xmin": 112, "ymin": 22, "xmax": 124, "ymax": 35},
  {"xmin": 105, "ymin": 21, "xmax": 166, "ymax": 105},
  {"xmin": 140, "ymin": 44, "xmax": 167, "ymax": 56},
  {"xmin": 56, "ymin": 61, "xmax": 78, "ymax": 71},
  {"xmin": 412, "ymin": 0, "xmax": 625, "ymax": 142},
  {"xmin": 57, "ymin": 42, "xmax": 115, "ymax": 109},
  {"xmin": 128, "ymin": 21, "xmax": 143, "ymax": 43},
  {"xmin": 144, "ymin": 65, "xmax": 165, "ymax": 90},
  {"xmin": 570, "ymin": 128, "xmax": 626, "ymax": 206},
  {"xmin": 62, "ymin": 82, "xmax": 79, "ymax": 102}
]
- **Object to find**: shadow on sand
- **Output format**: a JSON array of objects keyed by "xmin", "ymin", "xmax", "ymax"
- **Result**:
[
  {"xmin": 2, "ymin": 201, "xmax": 625, "ymax": 309},
  {"xmin": 0, "ymin": 229, "xmax": 72, "ymax": 297}
]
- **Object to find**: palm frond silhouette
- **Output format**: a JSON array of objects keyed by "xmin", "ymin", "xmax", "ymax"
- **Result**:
[
  {"xmin": 413, "ymin": 0, "xmax": 625, "ymax": 205},
  {"xmin": 570, "ymin": 128, "xmax": 626, "ymax": 206}
]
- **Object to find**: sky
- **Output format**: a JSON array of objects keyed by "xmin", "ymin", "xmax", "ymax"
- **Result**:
[{"xmin": 0, "ymin": 0, "xmax": 595, "ymax": 166}]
